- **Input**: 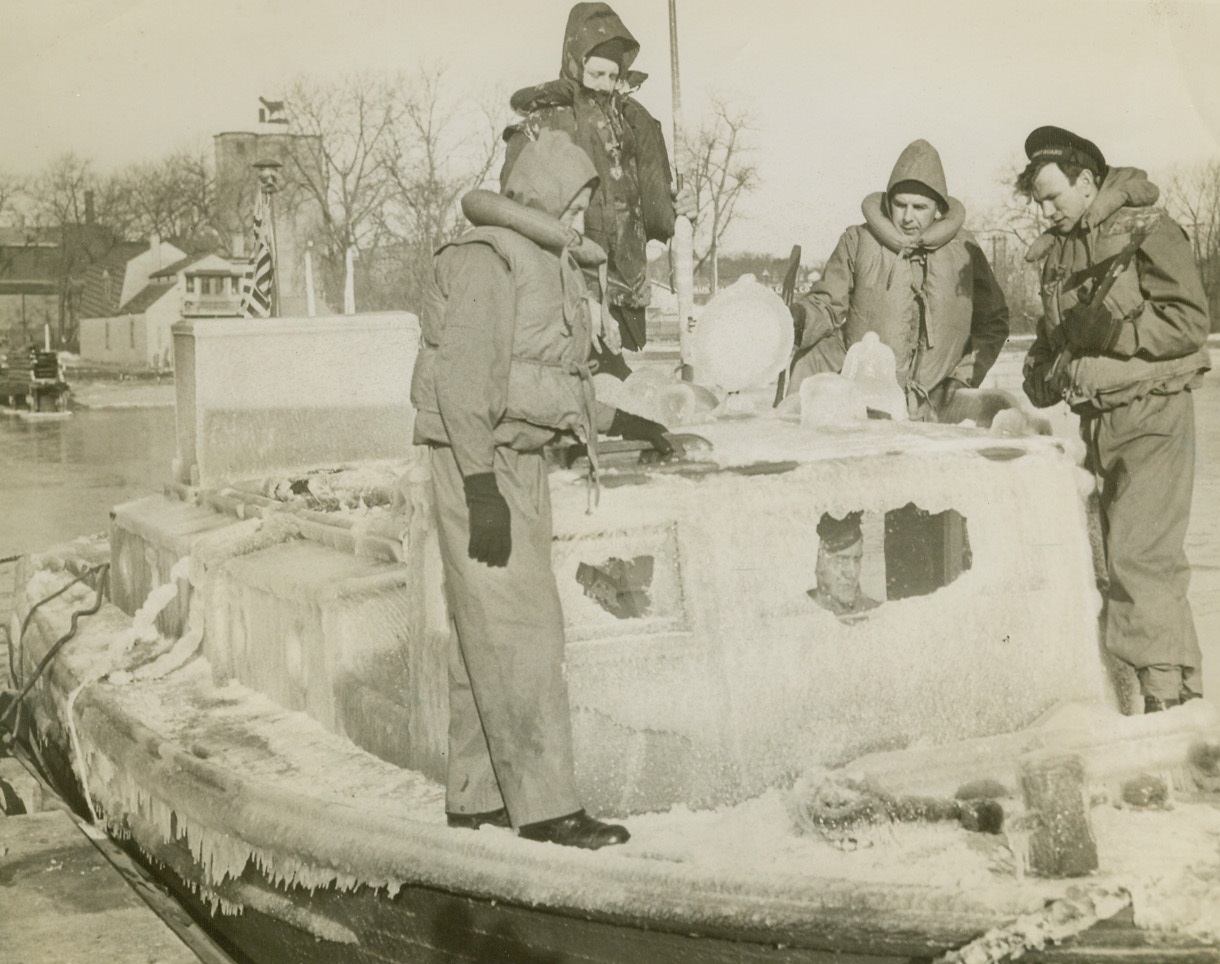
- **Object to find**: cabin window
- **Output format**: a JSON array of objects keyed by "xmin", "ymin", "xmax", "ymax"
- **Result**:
[
  {"xmin": 883, "ymin": 504, "xmax": 972, "ymax": 600},
  {"xmin": 129, "ymin": 318, "xmax": 135, "ymax": 348},
  {"xmin": 806, "ymin": 504, "xmax": 971, "ymax": 622},
  {"xmin": 576, "ymin": 555, "xmax": 655, "ymax": 619},
  {"xmin": 186, "ymin": 276, "xmax": 196, "ymax": 293},
  {"xmin": 104, "ymin": 322, "xmax": 110, "ymax": 349}
]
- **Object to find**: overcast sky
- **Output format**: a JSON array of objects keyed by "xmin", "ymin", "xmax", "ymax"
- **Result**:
[{"xmin": 3, "ymin": 0, "xmax": 1220, "ymax": 256}]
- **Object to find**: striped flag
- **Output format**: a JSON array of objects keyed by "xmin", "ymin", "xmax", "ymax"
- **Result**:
[{"xmin": 241, "ymin": 191, "xmax": 275, "ymax": 317}]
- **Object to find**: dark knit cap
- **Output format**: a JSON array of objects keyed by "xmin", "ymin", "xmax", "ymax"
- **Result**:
[
  {"xmin": 817, "ymin": 512, "xmax": 864, "ymax": 553},
  {"xmin": 886, "ymin": 140, "xmax": 949, "ymax": 213},
  {"xmin": 587, "ymin": 37, "xmax": 631, "ymax": 68},
  {"xmin": 1024, "ymin": 126, "xmax": 1107, "ymax": 178}
]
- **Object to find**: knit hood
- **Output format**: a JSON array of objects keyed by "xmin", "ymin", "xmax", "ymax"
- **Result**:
[
  {"xmin": 559, "ymin": 2, "xmax": 639, "ymax": 83},
  {"xmin": 502, "ymin": 129, "xmax": 598, "ymax": 219}
]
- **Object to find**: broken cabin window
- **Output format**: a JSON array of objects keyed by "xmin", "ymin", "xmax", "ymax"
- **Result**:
[
  {"xmin": 576, "ymin": 555, "xmax": 655, "ymax": 619},
  {"xmin": 883, "ymin": 503, "xmax": 972, "ymax": 600},
  {"xmin": 807, "ymin": 505, "xmax": 971, "ymax": 620}
]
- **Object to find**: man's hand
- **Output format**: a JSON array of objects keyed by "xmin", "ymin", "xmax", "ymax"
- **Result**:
[
  {"xmin": 609, "ymin": 410, "xmax": 676, "ymax": 460},
  {"xmin": 1061, "ymin": 298, "xmax": 1125, "ymax": 354},
  {"xmin": 463, "ymin": 473, "xmax": 511, "ymax": 567},
  {"xmin": 673, "ymin": 183, "xmax": 697, "ymax": 221},
  {"xmin": 1022, "ymin": 358, "xmax": 1065, "ymax": 409}
]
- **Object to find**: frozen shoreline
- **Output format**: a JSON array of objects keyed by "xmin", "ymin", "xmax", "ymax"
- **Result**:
[{"xmin": 68, "ymin": 378, "xmax": 175, "ymax": 410}]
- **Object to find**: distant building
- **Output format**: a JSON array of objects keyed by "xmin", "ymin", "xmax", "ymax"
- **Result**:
[
  {"xmin": 213, "ymin": 109, "xmax": 326, "ymax": 317},
  {"xmin": 77, "ymin": 237, "xmax": 246, "ymax": 370},
  {"xmin": 0, "ymin": 225, "xmax": 111, "ymax": 352},
  {"xmin": 0, "ymin": 229, "xmax": 62, "ymax": 352}
]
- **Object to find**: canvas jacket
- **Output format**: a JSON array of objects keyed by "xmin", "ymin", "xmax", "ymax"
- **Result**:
[
  {"xmin": 411, "ymin": 132, "xmax": 608, "ymax": 477},
  {"xmin": 501, "ymin": 2, "xmax": 675, "ymax": 344},
  {"xmin": 1025, "ymin": 168, "xmax": 1211, "ymax": 411}
]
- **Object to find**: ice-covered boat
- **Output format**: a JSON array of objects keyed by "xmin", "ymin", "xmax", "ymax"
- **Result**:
[{"xmin": 6, "ymin": 310, "xmax": 1220, "ymax": 963}]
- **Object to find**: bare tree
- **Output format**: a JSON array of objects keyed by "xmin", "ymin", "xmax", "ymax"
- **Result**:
[
  {"xmin": 280, "ymin": 72, "xmax": 405, "ymax": 309},
  {"xmin": 105, "ymin": 148, "xmax": 218, "ymax": 252},
  {"xmin": 25, "ymin": 153, "xmax": 125, "ymax": 346},
  {"xmin": 1162, "ymin": 159, "xmax": 1220, "ymax": 328},
  {"xmin": 971, "ymin": 163, "xmax": 1051, "ymax": 334},
  {"xmin": 377, "ymin": 69, "xmax": 502, "ymax": 311},
  {"xmin": 0, "ymin": 170, "xmax": 22, "ymax": 225},
  {"xmin": 678, "ymin": 93, "xmax": 760, "ymax": 293}
]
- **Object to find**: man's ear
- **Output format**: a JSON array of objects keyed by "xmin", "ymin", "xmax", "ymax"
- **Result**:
[{"xmin": 1078, "ymin": 168, "xmax": 1097, "ymax": 191}]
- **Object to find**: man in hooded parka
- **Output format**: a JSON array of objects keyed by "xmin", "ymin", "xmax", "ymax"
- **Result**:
[
  {"xmin": 1017, "ymin": 126, "xmax": 1211, "ymax": 713},
  {"xmin": 786, "ymin": 140, "xmax": 1010, "ymax": 422},
  {"xmin": 411, "ymin": 129, "xmax": 671, "ymax": 849},
  {"xmin": 502, "ymin": 2, "xmax": 692, "ymax": 380}
]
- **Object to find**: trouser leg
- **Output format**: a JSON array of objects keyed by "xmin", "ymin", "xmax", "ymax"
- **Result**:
[
  {"xmin": 1088, "ymin": 391, "xmax": 1202, "ymax": 698},
  {"xmin": 430, "ymin": 445, "xmax": 582, "ymax": 827}
]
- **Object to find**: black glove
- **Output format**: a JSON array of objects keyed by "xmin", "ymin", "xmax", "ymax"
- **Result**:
[
  {"xmin": 463, "ymin": 473, "xmax": 511, "ymax": 567},
  {"xmin": 1061, "ymin": 299, "xmax": 1125, "ymax": 354},
  {"xmin": 1022, "ymin": 360, "xmax": 1063, "ymax": 409},
  {"xmin": 609, "ymin": 410, "xmax": 674, "ymax": 460},
  {"xmin": 789, "ymin": 303, "xmax": 807, "ymax": 347}
]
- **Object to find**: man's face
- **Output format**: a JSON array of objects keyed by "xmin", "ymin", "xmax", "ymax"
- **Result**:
[
  {"xmin": 1031, "ymin": 163, "xmax": 1096, "ymax": 234},
  {"xmin": 889, "ymin": 192, "xmax": 940, "ymax": 237},
  {"xmin": 581, "ymin": 55, "xmax": 620, "ymax": 92},
  {"xmin": 816, "ymin": 540, "xmax": 864, "ymax": 608},
  {"xmin": 560, "ymin": 186, "xmax": 593, "ymax": 235}
]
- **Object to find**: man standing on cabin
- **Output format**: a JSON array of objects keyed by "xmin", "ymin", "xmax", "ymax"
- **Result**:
[
  {"xmin": 1017, "ymin": 126, "xmax": 1211, "ymax": 713},
  {"xmin": 502, "ymin": 2, "xmax": 696, "ymax": 381},
  {"xmin": 410, "ymin": 129, "xmax": 672, "ymax": 848},
  {"xmin": 786, "ymin": 140, "xmax": 1010, "ymax": 422}
]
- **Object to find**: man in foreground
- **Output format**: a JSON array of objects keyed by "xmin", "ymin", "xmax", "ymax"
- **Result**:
[
  {"xmin": 1017, "ymin": 125, "xmax": 1211, "ymax": 712},
  {"xmin": 410, "ymin": 129, "xmax": 671, "ymax": 847}
]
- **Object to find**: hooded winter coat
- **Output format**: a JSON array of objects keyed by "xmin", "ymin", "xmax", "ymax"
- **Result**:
[
  {"xmin": 789, "ymin": 141, "xmax": 1009, "ymax": 417},
  {"xmin": 501, "ymin": 2, "xmax": 676, "ymax": 350},
  {"xmin": 1022, "ymin": 167, "xmax": 1210, "ymax": 411},
  {"xmin": 411, "ymin": 130, "xmax": 606, "ymax": 477}
]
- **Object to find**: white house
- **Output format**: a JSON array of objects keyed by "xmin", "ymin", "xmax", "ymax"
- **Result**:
[{"xmin": 79, "ymin": 239, "xmax": 246, "ymax": 370}]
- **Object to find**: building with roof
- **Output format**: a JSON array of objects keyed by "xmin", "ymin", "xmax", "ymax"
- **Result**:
[{"xmin": 78, "ymin": 237, "xmax": 247, "ymax": 370}]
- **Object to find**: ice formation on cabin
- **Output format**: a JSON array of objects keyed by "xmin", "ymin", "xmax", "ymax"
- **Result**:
[{"xmin": 11, "ymin": 303, "xmax": 1220, "ymax": 956}]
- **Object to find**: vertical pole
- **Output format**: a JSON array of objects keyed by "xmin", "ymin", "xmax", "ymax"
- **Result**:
[
  {"xmin": 267, "ymin": 191, "xmax": 281, "ymax": 318},
  {"xmin": 344, "ymin": 245, "xmax": 356, "ymax": 315},
  {"xmin": 304, "ymin": 241, "xmax": 317, "ymax": 317},
  {"xmin": 668, "ymin": 0, "xmax": 696, "ymax": 382}
]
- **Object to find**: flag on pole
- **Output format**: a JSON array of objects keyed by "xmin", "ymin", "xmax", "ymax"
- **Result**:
[{"xmin": 241, "ymin": 191, "xmax": 275, "ymax": 318}]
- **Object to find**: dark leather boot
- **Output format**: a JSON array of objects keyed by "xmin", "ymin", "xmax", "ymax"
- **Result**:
[
  {"xmin": 1144, "ymin": 695, "xmax": 1182, "ymax": 714},
  {"xmin": 446, "ymin": 807, "xmax": 511, "ymax": 830},
  {"xmin": 518, "ymin": 810, "xmax": 630, "ymax": 849}
]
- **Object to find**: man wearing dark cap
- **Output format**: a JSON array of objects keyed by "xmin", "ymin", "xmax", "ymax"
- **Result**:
[
  {"xmin": 808, "ymin": 512, "xmax": 880, "ymax": 621},
  {"xmin": 502, "ymin": 3, "xmax": 696, "ymax": 380},
  {"xmin": 1016, "ymin": 125, "xmax": 1211, "ymax": 713},
  {"xmin": 787, "ymin": 139, "xmax": 1010, "ymax": 422}
]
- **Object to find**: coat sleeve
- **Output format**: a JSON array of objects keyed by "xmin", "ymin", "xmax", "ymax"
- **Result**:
[
  {"xmin": 953, "ymin": 240, "xmax": 1011, "ymax": 387},
  {"xmin": 433, "ymin": 244, "xmax": 516, "ymax": 479},
  {"xmin": 795, "ymin": 229, "xmax": 856, "ymax": 350},
  {"xmin": 1109, "ymin": 219, "xmax": 1210, "ymax": 360},
  {"xmin": 621, "ymin": 100, "xmax": 676, "ymax": 242}
]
